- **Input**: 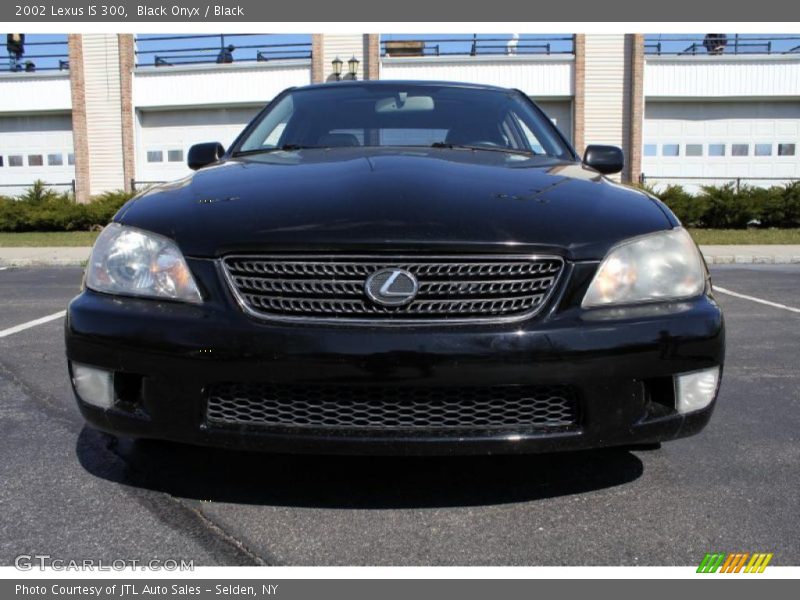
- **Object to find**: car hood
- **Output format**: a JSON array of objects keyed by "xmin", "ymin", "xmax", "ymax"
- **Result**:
[{"xmin": 118, "ymin": 147, "xmax": 673, "ymax": 260}]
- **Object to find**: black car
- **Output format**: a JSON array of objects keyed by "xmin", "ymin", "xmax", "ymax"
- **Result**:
[{"xmin": 66, "ymin": 81, "xmax": 724, "ymax": 455}]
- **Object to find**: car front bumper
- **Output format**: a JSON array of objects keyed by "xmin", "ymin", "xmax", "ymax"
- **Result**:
[{"xmin": 65, "ymin": 260, "xmax": 725, "ymax": 455}]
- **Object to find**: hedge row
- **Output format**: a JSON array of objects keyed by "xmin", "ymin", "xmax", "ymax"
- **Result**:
[
  {"xmin": 0, "ymin": 182, "xmax": 135, "ymax": 232},
  {"xmin": 2, "ymin": 180, "xmax": 799, "ymax": 232},
  {"xmin": 643, "ymin": 181, "xmax": 800, "ymax": 229}
]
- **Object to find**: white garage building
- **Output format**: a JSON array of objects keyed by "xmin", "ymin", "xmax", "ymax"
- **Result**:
[
  {"xmin": 642, "ymin": 54, "xmax": 800, "ymax": 192},
  {"xmin": 132, "ymin": 58, "xmax": 313, "ymax": 183},
  {"xmin": 0, "ymin": 70, "xmax": 75, "ymax": 196},
  {"xmin": 136, "ymin": 107, "xmax": 259, "ymax": 183},
  {"xmin": 1, "ymin": 33, "xmax": 799, "ymax": 201}
]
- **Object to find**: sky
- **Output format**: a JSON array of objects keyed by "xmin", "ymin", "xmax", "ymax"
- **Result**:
[
  {"xmin": 133, "ymin": 34, "xmax": 312, "ymax": 67},
  {"xmin": 3, "ymin": 33, "xmax": 798, "ymax": 72},
  {"xmin": 2, "ymin": 33, "xmax": 69, "ymax": 72}
]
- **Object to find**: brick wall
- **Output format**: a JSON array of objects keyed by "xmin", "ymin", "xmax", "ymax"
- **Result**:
[
  {"xmin": 365, "ymin": 34, "xmax": 380, "ymax": 80},
  {"xmin": 118, "ymin": 34, "xmax": 135, "ymax": 193},
  {"xmin": 628, "ymin": 34, "xmax": 645, "ymax": 184},
  {"xmin": 572, "ymin": 34, "xmax": 586, "ymax": 156},
  {"xmin": 67, "ymin": 34, "xmax": 90, "ymax": 204},
  {"xmin": 311, "ymin": 34, "xmax": 324, "ymax": 83}
]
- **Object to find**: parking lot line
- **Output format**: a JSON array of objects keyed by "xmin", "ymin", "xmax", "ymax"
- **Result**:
[
  {"xmin": 714, "ymin": 286, "xmax": 800, "ymax": 314},
  {"xmin": 0, "ymin": 310, "xmax": 66, "ymax": 339}
]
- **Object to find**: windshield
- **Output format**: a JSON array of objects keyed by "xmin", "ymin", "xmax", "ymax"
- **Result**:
[{"xmin": 234, "ymin": 84, "xmax": 574, "ymax": 159}]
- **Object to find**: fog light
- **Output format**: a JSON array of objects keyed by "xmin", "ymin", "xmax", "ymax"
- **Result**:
[
  {"xmin": 675, "ymin": 367, "xmax": 720, "ymax": 414},
  {"xmin": 71, "ymin": 363, "xmax": 114, "ymax": 409}
]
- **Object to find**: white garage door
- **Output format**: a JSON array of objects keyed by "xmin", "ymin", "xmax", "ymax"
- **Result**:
[
  {"xmin": 535, "ymin": 100, "xmax": 573, "ymax": 145},
  {"xmin": 0, "ymin": 113, "xmax": 75, "ymax": 197},
  {"xmin": 643, "ymin": 101, "xmax": 800, "ymax": 191},
  {"xmin": 136, "ymin": 106, "xmax": 262, "ymax": 185}
]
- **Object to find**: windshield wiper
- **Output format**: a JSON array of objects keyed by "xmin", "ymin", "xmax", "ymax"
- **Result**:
[
  {"xmin": 233, "ymin": 144, "xmax": 322, "ymax": 156},
  {"xmin": 430, "ymin": 142, "xmax": 538, "ymax": 156}
]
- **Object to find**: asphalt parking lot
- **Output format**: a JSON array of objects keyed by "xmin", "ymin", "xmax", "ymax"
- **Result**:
[{"xmin": 0, "ymin": 264, "xmax": 798, "ymax": 566}]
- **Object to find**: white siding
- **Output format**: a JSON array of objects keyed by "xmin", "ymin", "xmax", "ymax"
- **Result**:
[
  {"xmin": 82, "ymin": 34, "xmax": 125, "ymax": 194},
  {"xmin": 584, "ymin": 35, "xmax": 628, "ymax": 150},
  {"xmin": 646, "ymin": 56, "xmax": 800, "ymax": 99},
  {"xmin": 134, "ymin": 62, "xmax": 311, "ymax": 110},
  {"xmin": 536, "ymin": 100, "xmax": 573, "ymax": 143},
  {"xmin": 322, "ymin": 34, "xmax": 365, "ymax": 81},
  {"xmin": 0, "ymin": 73, "xmax": 72, "ymax": 114},
  {"xmin": 381, "ymin": 56, "xmax": 573, "ymax": 97}
]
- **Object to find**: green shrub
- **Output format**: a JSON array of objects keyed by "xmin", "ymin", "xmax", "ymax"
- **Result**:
[
  {"xmin": 697, "ymin": 184, "xmax": 756, "ymax": 229},
  {"xmin": 0, "ymin": 181, "xmax": 135, "ymax": 232},
  {"xmin": 644, "ymin": 181, "xmax": 800, "ymax": 229},
  {"xmin": 0, "ymin": 196, "xmax": 25, "ymax": 230},
  {"xmin": 750, "ymin": 182, "xmax": 800, "ymax": 228},
  {"xmin": 784, "ymin": 181, "xmax": 800, "ymax": 227},
  {"xmin": 649, "ymin": 184, "xmax": 709, "ymax": 227},
  {"xmin": 17, "ymin": 180, "xmax": 64, "ymax": 204},
  {"xmin": 2, "ymin": 179, "xmax": 799, "ymax": 232},
  {"xmin": 84, "ymin": 190, "xmax": 137, "ymax": 227}
]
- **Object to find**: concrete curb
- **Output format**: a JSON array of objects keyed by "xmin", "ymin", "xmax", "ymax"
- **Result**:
[
  {"xmin": 703, "ymin": 255, "xmax": 800, "ymax": 265},
  {"xmin": 0, "ymin": 258, "xmax": 88, "ymax": 267},
  {"xmin": 699, "ymin": 244, "xmax": 800, "ymax": 265},
  {"xmin": 0, "ymin": 247, "xmax": 91, "ymax": 267}
]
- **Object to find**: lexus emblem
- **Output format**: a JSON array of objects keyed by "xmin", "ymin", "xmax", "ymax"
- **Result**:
[{"xmin": 364, "ymin": 268, "xmax": 419, "ymax": 307}]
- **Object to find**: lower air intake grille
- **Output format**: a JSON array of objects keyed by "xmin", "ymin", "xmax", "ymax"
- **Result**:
[{"xmin": 205, "ymin": 383, "xmax": 579, "ymax": 431}]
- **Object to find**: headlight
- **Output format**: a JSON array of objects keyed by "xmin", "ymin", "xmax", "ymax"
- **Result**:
[
  {"xmin": 86, "ymin": 223, "xmax": 202, "ymax": 303},
  {"xmin": 582, "ymin": 228, "xmax": 705, "ymax": 308}
]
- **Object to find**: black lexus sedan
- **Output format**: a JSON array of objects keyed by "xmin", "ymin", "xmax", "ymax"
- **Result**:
[{"xmin": 65, "ymin": 81, "xmax": 725, "ymax": 455}]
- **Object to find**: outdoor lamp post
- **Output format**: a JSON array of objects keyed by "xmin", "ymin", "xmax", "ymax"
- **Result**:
[
  {"xmin": 331, "ymin": 56, "xmax": 343, "ymax": 81},
  {"xmin": 348, "ymin": 56, "xmax": 359, "ymax": 80}
]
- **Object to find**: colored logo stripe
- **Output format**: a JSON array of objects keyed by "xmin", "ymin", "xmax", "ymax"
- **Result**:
[
  {"xmin": 720, "ymin": 553, "xmax": 748, "ymax": 573},
  {"xmin": 697, "ymin": 553, "xmax": 726, "ymax": 573},
  {"xmin": 745, "ymin": 553, "xmax": 773, "ymax": 573},
  {"xmin": 697, "ymin": 552, "xmax": 773, "ymax": 573}
]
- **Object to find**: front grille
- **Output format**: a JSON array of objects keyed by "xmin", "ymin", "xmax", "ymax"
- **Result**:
[
  {"xmin": 221, "ymin": 255, "xmax": 564, "ymax": 323},
  {"xmin": 205, "ymin": 383, "xmax": 579, "ymax": 431}
]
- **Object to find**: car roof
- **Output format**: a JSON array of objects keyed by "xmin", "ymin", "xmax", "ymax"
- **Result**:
[{"xmin": 292, "ymin": 80, "xmax": 513, "ymax": 93}]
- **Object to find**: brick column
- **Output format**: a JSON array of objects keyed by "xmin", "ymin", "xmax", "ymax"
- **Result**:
[
  {"xmin": 572, "ymin": 34, "xmax": 585, "ymax": 156},
  {"xmin": 365, "ymin": 34, "xmax": 380, "ymax": 80},
  {"xmin": 311, "ymin": 34, "xmax": 324, "ymax": 84},
  {"xmin": 627, "ymin": 34, "xmax": 645, "ymax": 184},
  {"xmin": 67, "ymin": 34, "xmax": 90, "ymax": 204},
  {"xmin": 118, "ymin": 34, "xmax": 135, "ymax": 193}
]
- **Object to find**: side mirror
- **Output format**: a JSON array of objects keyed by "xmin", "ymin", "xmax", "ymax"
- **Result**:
[
  {"xmin": 187, "ymin": 142, "xmax": 225, "ymax": 170},
  {"xmin": 583, "ymin": 145, "xmax": 624, "ymax": 175}
]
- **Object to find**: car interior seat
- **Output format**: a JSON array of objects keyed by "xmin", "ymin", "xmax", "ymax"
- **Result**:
[
  {"xmin": 444, "ymin": 123, "xmax": 507, "ymax": 147},
  {"xmin": 318, "ymin": 133, "xmax": 361, "ymax": 147}
]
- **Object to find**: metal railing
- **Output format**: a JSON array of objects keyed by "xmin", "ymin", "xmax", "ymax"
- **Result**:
[
  {"xmin": 131, "ymin": 179, "xmax": 166, "ymax": 192},
  {"xmin": 640, "ymin": 174, "xmax": 799, "ymax": 192},
  {"xmin": 1, "ymin": 36, "xmax": 69, "ymax": 73},
  {"xmin": 135, "ymin": 34, "xmax": 312, "ymax": 68},
  {"xmin": 0, "ymin": 180, "xmax": 76, "ymax": 196},
  {"xmin": 381, "ymin": 35, "xmax": 575, "ymax": 58},
  {"xmin": 644, "ymin": 35, "xmax": 800, "ymax": 56}
]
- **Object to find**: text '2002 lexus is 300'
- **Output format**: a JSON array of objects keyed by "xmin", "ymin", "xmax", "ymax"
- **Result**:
[{"xmin": 65, "ymin": 81, "xmax": 724, "ymax": 455}]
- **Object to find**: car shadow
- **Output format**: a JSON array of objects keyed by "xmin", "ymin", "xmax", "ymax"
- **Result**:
[{"xmin": 76, "ymin": 426, "xmax": 644, "ymax": 509}]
